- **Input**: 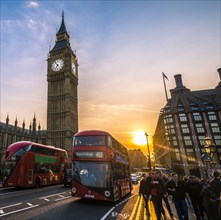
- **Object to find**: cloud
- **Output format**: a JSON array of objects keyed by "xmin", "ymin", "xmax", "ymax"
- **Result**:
[
  {"xmin": 27, "ymin": 1, "xmax": 39, "ymax": 8},
  {"xmin": 28, "ymin": 18, "xmax": 37, "ymax": 29},
  {"xmin": 83, "ymin": 103, "xmax": 159, "ymax": 114}
]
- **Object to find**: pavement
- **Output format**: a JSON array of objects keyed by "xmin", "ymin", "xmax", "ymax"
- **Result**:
[
  {"xmin": 147, "ymin": 198, "xmax": 198, "ymax": 220},
  {"xmin": 129, "ymin": 195, "xmax": 197, "ymax": 220}
]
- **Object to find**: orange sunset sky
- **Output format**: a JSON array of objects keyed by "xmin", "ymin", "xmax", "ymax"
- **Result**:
[{"xmin": 1, "ymin": 1, "xmax": 220, "ymax": 154}]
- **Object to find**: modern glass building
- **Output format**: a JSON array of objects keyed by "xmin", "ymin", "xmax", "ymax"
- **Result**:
[{"xmin": 153, "ymin": 68, "xmax": 221, "ymax": 177}]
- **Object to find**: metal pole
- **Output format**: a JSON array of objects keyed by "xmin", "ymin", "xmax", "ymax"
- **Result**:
[
  {"xmin": 204, "ymin": 159, "xmax": 212, "ymax": 179},
  {"xmin": 204, "ymin": 136, "xmax": 214, "ymax": 179},
  {"xmin": 145, "ymin": 132, "xmax": 151, "ymax": 171},
  {"xmin": 162, "ymin": 73, "xmax": 168, "ymax": 101},
  {"xmin": 162, "ymin": 73, "xmax": 169, "ymax": 101},
  {"xmin": 207, "ymin": 161, "xmax": 212, "ymax": 179}
]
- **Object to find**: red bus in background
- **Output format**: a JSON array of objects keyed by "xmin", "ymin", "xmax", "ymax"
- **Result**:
[
  {"xmin": 71, "ymin": 130, "xmax": 132, "ymax": 202},
  {"xmin": 3, "ymin": 141, "xmax": 68, "ymax": 188}
]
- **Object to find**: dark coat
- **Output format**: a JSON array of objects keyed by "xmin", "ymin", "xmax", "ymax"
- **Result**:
[
  {"xmin": 145, "ymin": 176, "xmax": 165, "ymax": 197},
  {"xmin": 166, "ymin": 180, "xmax": 186, "ymax": 200},
  {"xmin": 185, "ymin": 180, "xmax": 202, "ymax": 200},
  {"xmin": 139, "ymin": 178, "xmax": 147, "ymax": 195},
  {"xmin": 209, "ymin": 177, "xmax": 221, "ymax": 201}
]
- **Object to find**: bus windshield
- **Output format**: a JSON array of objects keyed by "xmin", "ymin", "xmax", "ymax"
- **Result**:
[
  {"xmin": 72, "ymin": 161, "xmax": 110, "ymax": 188},
  {"xmin": 74, "ymin": 136, "xmax": 106, "ymax": 146},
  {"xmin": 7, "ymin": 144, "xmax": 32, "ymax": 162},
  {"xmin": 3, "ymin": 144, "xmax": 32, "ymax": 180},
  {"xmin": 3, "ymin": 161, "xmax": 16, "ymax": 179}
]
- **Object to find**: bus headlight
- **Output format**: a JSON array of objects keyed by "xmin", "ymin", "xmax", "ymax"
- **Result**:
[
  {"xmin": 104, "ymin": 191, "xmax": 110, "ymax": 197},
  {"xmin": 72, "ymin": 187, "xmax": 76, "ymax": 194}
]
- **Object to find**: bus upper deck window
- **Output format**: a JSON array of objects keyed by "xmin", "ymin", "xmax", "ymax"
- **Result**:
[
  {"xmin": 23, "ymin": 144, "xmax": 32, "ymax": 152},
  {"xmin": 107, "ymin": 136, "xmax": 112, "ymax": 147}
]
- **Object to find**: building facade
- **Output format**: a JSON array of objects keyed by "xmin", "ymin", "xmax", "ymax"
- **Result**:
[
  {"xmin": 0, "ymin": 114, "xmax": 47, "ymax": 171},
  {"xmin": 153, "ymin": 68, "xmax": 221, "ymax": 177},
  {"xmin": 0, "ymin": 13, "xmax": 78, "ymax": 169}
]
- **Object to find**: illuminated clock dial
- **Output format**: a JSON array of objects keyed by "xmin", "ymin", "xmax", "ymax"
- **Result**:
[{"xmin": 51, "ymin": 59, "xmax": 64, "ymax": 72}]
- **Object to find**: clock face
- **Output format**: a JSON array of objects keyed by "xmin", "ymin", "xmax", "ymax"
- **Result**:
[
  {"xmin": 51, "ymin": 59, "xmax": 64, "ymax": 72},
  {"xmin": 72, "ymin": 61, "xmax": 76, "ymax": 74}
]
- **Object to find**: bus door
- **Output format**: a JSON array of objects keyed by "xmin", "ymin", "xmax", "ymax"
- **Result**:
[
  {"xmin": 48, "ymin": 169, "xmax": 54, "ymax": 182},
  {"xmin": 28, "ymin": 169, "xmax": 34, "ymax": 184}
]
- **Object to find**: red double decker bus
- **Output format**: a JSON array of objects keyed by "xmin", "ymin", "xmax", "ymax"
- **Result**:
[
  {"xmin": 71, "ymin": 130, "xmax": 132, "ymax": 202},
  {"xmin": 3, "ymin": 141, "xmax": 68, "ymax": 188}
]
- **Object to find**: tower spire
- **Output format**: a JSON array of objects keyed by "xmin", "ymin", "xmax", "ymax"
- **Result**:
[
  {"xmin": 51, "ymin": 11, "xmax": 70, "ymax": 52},
  {"xmin": 6, "ymin": 113, "xmax": 9, "ymax": 125},
  {"xmin": 57, "ymin": 10, "xmax": 68, "ymax": 35},
  {"xmin": 33, "ymin": 113, "xmax": 36, "ymax": 132}
]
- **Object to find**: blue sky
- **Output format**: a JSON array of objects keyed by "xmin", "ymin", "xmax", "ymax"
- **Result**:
[{"xmin": 1, "ymin": 0, "xmax": 220, "ymax": 149}]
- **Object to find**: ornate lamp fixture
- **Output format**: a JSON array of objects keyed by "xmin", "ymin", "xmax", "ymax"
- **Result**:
[
  {"xmin": 204, "ymin": 136, "xmax": 212, "ymax": 155},
  {"xmin": 204, "ymin": 136, "xmax": 216, "ymax": 156},
  {"xmin": 145, "ymin": 132, "xmax": 151, "ymax": 171}
]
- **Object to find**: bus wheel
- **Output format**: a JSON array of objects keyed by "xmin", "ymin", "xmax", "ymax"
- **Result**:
[
  {"xmin": 35, "ymin": 177, "xmax": 40, "ymax": 188},
  {"xmin": 61, "ymin": 175, "xmax": 64, "ymax": 184}
]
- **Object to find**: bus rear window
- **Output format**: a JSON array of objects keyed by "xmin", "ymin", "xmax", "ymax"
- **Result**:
[{"xmin": 74, "ymin": 136, "xmax": 106, "ymax": 146}]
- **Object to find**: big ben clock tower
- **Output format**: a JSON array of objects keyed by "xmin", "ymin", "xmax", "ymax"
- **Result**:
[{"xmin": 47, "ymin": 12, "xmax": 78, "ymax": 157}]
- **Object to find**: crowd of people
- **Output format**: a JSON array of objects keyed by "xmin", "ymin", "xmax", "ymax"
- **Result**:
[{"xmin": 139, "ymin": 170, "xmax": 221, "ymax": 220}]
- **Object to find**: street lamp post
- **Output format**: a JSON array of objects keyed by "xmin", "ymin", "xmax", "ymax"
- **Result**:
[
  {"xmin": 203, "ymin": 136, "xmax": 216, "ymax": 179},
  {"xmin": 145, "ymin": 132, "xmax": 151, "ymax": 171}
]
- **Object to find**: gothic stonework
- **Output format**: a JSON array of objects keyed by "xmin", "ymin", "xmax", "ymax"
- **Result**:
[
  {"xmin": 0, "ymin": 13, "xmax": 78, "ymax": 170},
  {"xmin": 47, "ymin": 12, "xmax": 78, "ymax": 157}
]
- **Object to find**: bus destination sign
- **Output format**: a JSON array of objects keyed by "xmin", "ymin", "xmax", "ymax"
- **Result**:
[{"xmin": 75, "ymin": 151, "xmax": 104, "ymax": 159}]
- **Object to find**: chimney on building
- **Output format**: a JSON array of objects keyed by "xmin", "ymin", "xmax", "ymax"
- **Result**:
[
  {"xmin": 174, "ymin": 74, "xmax": 184, "ymax": 88},
  {"xmin": 216, "ymin": 68, "xmax": 221, "ymax": 89},
  {"xmin": 218, "ymin": 68, "xmax": 221, "ymax": 79},
  {"xmin": 170, "ymin": 73, "xmax": 189, "ymax": 97},
  {"xmin": 218, "ymin": 68, "xmax": 221, "ymax": 82}
]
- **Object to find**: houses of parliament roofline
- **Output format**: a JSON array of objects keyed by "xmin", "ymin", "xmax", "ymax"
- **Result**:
[{"xmin": 0, "ymin": 113, "xmax": 47, "ymax": 142}]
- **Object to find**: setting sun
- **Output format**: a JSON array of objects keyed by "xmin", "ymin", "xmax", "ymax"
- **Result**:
[{"xmin": 133, "ymin": 131, "xmax": 147, "ymax": 145}]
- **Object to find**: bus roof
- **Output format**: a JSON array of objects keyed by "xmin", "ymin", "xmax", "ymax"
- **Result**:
[
  {"xmin": 6, "ymin": 141, "xmax": 66, "ymax": 159},
  {"xmin": 74, "ymin": 130, "xmax": 128, "ymax": 156},
  {"xmin": 74, "ymin": 130, "xmax": 111, "ymax": 137}
]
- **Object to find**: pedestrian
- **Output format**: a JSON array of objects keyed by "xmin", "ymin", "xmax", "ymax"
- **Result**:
[
  {"xmin": 139, "ymin": 173, "xmax": 150, "ymax": 217},
  {"xmin": 156, "ymin": 170, "xmax": 174, "ymax": 219},
  {"xmin": 0, "ymin": 168, "xmax": 2, "ymax": 186},
  {"xmin": 166, "ymin": 172, "xmax": 189, "ymax": 220},
  {"xmin": 201, "ymin": 178, "xmax": 212, "ymax": 220},
  {"xmin": 145, "ymin": 170, "xmax": 165, "ymax": 220},
  {"xmin": 185, "ymin": 175, "xmax": 205, "ymax": 220},
  {"xmin": 209, "ymin": 171, "xmax": 221, "ymax": 220}
]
